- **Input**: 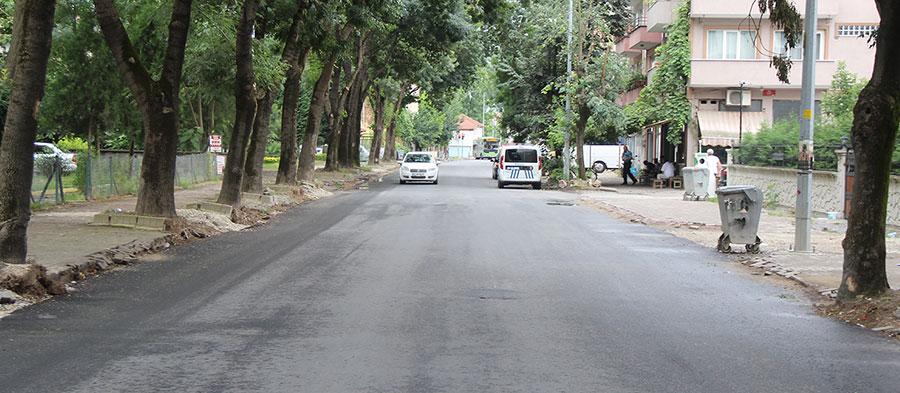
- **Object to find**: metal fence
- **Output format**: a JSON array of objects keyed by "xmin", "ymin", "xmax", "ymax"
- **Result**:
[{"xmin": 31, "ymin": 151, "xmax": 219, "ymax": 204}]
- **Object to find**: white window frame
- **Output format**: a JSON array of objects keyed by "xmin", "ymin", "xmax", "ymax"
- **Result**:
[
  {"xmin": 706, "ymin": 30, "xmax": 758, "ymax": 60},
  {"xmin": 837, "ymin": 24, "xmax": 877, "ymax": 38},
  {"xmin": 774, "ymin": 30, "xmax": 825, "ymax": 61}
]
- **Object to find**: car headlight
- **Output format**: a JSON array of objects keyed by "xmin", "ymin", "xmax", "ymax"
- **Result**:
[
  {"xmin": 428, "ymin": 167, "xmax": 437, "ymax": 172},
  {"xmin": 401, "ymin": 166, "xmax": 410, "ymax": 172}
]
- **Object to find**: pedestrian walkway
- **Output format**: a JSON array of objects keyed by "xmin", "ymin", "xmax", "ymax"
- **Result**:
[
  {"xmin": 578, "ymin": 174, "xmax": 900, "ymax": 292},
  {"xmin": 27, "ymin": 182, "xmax": 223, "ymax": 275}
]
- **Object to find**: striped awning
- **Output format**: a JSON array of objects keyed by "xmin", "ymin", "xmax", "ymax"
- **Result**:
[{"xmin": 697, "ymin": 111, "xmax": 767, "ymax": 147}]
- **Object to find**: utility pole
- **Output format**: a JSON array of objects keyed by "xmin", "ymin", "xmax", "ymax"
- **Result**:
[
  {"xmin": 564, "ymin": 0, "xmax": 573, "ymax": 180},
  {"xmin": 795, "ymin": 0, "xmax": 818, "ymax": 252}
]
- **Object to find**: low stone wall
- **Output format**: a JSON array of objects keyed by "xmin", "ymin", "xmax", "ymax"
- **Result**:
[{"xmin": 728, "ymin": 165, "xmax": 900, "ymax": 226}]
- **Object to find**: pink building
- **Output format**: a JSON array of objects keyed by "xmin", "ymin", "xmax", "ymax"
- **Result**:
[{"xmin": 618, "ymin": 0, "xmax": 879, "ymax": 164}]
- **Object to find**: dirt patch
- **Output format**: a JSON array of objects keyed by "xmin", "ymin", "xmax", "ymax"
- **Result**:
[
  {"xmin": 176, "ymin": 209, "xmax": 247, "ymax": 233},
  {"xmin": 817, "ymin": 290, "xmax": 900, "ymax": 340},
  {"xmin": 232, "ymin": 206, "xmax": 271, "ymax": 226}
]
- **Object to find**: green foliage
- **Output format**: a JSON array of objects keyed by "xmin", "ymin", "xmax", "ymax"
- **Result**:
[
  {"xmin": 740, "ymin": 63, "xmax": 900, "ymax": 173},
  {"xmin": 400, "ymin": 96, "xmax": 450, "ymax": 150},
  {"xmin": 625, "ymin": 0, "xmax": 691, "ymax": 145},
  {"xmin": 57, "ymin": 136, "xmax": 89, "ymax": 152}
]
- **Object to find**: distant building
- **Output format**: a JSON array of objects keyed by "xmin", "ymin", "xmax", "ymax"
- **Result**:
[
  {"xmin": 449, "ymin": 115, "xmax": 485, "ymax": 158},
  {"xmin": 617, "ymin": 0, "xmax": 878, "ymax": 165}
]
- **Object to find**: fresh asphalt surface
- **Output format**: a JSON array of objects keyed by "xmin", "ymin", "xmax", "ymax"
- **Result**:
[{"xmin": 2, "ymin": 160, "xmax": 899, "ymax": 392}]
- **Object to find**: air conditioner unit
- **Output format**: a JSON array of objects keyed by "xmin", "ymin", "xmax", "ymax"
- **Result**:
[{"xmin": 726, "ymin": 89, "xmax": 751, "ymax": 107}]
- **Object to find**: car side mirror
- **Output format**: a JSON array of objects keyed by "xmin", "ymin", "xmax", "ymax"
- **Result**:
[{"xmin": 397, "ymin": 161, "xmax": 403, "ymax": 165}]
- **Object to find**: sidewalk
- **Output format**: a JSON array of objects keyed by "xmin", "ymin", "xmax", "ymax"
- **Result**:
[
  {"xmin": 27, "ymin": 181, "xmax": 223, "ymax": 276},
  {"xmin": 577, "ymin": 173, "xmax": 900, "ymax": 293},
  {"xmin": 5, "ymin": 163, "xmax": 398, "ymax": 297}
]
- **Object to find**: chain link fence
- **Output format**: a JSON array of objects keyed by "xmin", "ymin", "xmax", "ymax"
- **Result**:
[{"xmin": 31, "ymin": 151, "xmax": 219, "ymax": 204}]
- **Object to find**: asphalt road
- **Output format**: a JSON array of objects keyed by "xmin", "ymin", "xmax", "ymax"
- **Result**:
[{"xmin": 2, "ymin": 160, "xmax": 899, "ymax": 392}]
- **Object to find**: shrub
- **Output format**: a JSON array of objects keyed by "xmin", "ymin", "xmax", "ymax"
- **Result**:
[{"xmin": 57, "ymin": 136, "xmax": 89, "ymax": 152}]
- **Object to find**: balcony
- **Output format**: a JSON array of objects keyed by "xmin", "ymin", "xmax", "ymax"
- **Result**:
[
  {"xmin": 646, "ymin": 0, "xmax": 679, "ymax": 33},
  {"xmin": 617, "ymin": 87, "xmax": 643, "ymax": 107},
  {"xmin": 689, "ymin": 59, "xmax": 839, "ymax": 89},
  {"xmin": 615, "ymin": 37, "xmax": 641, "ymax": 57},
  {"xmin": 691, "ymin": 0, "xmax": 838, "ymax": 18},
  {"xmin": 628, "ymin": 25, "xmax": 664, "ymax": 51}
]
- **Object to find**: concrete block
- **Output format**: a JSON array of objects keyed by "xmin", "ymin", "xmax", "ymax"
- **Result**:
[
  {"xmin": 242, "ymin": 192, "xmax": 276, "ymax": 206},
  {"xmin": 109, "ymin": 214, "xmax": 138, "ymax": 228},
  {"xmin": 135, "ymin": 216, "xmax": 169, "ymax": 231},
  {"xmin": 92, "ymin": 213, "xmax": 112, "ymax": 226},
  {"xmin": 186, "ymin": 202, "xmax": 233, "ymax": 217}
]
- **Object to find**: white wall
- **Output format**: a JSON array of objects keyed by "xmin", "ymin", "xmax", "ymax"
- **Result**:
[{"xmin": 728, "ymin": 165, "xmax": 900, "ymax": 226}]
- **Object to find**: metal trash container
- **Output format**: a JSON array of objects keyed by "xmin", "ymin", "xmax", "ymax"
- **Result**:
[
  {"xmin": 681, "ymin": 167, "xmax": 710, "ymax": 201},
  {"xmin": 715, "ymin": 185, "xmax": 763, "ymax": 253}
]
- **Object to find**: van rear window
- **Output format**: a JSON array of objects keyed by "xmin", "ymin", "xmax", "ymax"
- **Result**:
[{"xmin": 504, "ymin": 149, "xmax": 538, "ymax": 163}]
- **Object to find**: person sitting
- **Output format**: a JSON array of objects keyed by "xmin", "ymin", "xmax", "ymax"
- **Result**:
[
  {"xmin": 658, "ymin": 158, "xmax": 676, "ymax": 180},
  {"xmin": 643, "ymin": 160, "xmax": 659, "ymax": 178}
]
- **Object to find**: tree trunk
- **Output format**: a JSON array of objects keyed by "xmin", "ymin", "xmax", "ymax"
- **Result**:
[
  {"xmin": 382, "ymin": 91, "xmax": 404, "ymax": 162},
  {"xmin": 93, "ymin": 0, "xmax": 193, "ymax": 217},
  {"xmin": 368, "ymin": 90, "xmax": 386, "ymax": 165},
  {"xmin": 575, "ymin": 103, "xmax": 589, "ymax": 179},
  {"xmin": 339, "ymin": 39, "xmax": 369, "ymax": 168},
  {"xmin": 241, "ymin": 90, "xmax": 274, "ymax": 193},
  {"xmin": 327, "ymin": 61, "xmax": 352, "ymax": 170},
  {"xmin": 298, "ymin": 53, "xmax": 337, "ymax": 182},
  {"xmin": 217, "ymin": 0, "xmax": 259, "ymax": 206},
  {"xmin": 275, "ymin": 2, "xmax": 311, "ymax": 185},
  {"xmin": 0, "ymin": 0, "xmax": 56, "ymax": 263},
  {"xmin": 838, "ymin": 0, "xmax": 900, "ymax": 299},
  {"xmin": 275, "ymin": 47, "xmax": 310, "ymax": 184}
]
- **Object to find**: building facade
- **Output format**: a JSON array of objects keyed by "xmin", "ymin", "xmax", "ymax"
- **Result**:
[
  {"xmin": 448, "ymin": 115, "xmax": 485, "ymax": 159},
  {"xmin": 618, "ymin": 0, "xmax": 879, "ymax": 165}
]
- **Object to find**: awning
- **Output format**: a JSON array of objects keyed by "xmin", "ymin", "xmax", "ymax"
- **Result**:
[{"xmin": 697, "ymin": 111, "xmax": 767, "ymax": 147}]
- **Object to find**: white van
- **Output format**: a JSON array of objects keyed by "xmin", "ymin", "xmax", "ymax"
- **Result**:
[
  {"xmin": 581, "ymin": 145, "xmax": 623, "ymax": 173},
  {"xmin": 496, "ymin": 145, "xmax": 542, "ymax": 189}
]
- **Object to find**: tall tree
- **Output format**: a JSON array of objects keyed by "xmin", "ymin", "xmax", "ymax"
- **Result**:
[
  {"xmin": 275, "ymin": 0, "xmax": 314, "ymax": 185},
  {"xmin": 839, "ymin": 1, "xmax": 899, "ymax": 298},
  {"xmin": 0, "ymin": 0, "xmax": 56, "ymax": 263},
  {"xmin": 93, "ymin": 0, "xmax": 193, "ymax": 217},
  {"xmin": 217, "ymin": 0, "xmax": 260, "ymax": 206}
]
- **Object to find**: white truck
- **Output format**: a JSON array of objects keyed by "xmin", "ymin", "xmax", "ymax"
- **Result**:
[{"xmin": 579, "ymin": 145, "xmax": 623, "ymax": 174}]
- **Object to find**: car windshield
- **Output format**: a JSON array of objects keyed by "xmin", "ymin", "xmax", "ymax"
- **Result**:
[
  {"xmin": 504, "ymin": 149, "xmax": 538, "ymax": 163},
  {"xmin": 404, "ymin": 154, "xmax": 432, "ymax": 163}
]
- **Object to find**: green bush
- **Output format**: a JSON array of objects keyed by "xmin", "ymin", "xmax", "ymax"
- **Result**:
[
  {"xmin": 57, "ymin": 136, "xmax": 89, "ymax": 152},
  {"xmin": 315, "ymin": 152, "xmax": 326, "ymax": 161}
]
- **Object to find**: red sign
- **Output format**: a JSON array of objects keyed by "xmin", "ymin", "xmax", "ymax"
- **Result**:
[
  {"xmin": 762, "ymin": 89, "xmax": 777, "ymax": 97},
  {"xmin": 209, "ymin": 134, "xmax": 223, "ymax": 153}
]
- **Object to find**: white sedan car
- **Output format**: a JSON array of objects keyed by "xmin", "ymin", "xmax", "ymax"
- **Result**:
[{"xmin": 399, "ymin": 152, "xmax": 439, "ymax": 184}]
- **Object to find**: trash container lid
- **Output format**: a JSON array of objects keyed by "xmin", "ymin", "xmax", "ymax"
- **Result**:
[{"xmin": 716, "ymin": 185, "xmax": 762, "ymax": 199}]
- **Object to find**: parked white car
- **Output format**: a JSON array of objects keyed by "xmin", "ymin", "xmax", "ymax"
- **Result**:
[
  {"xmin": 34, "ymin": 142, "xmax": 77, "ymax": 173},
  {"xmin": 497, "ymin": 145, "xmax": 542, "ymax": 189},
  {"xmin": 399, "ymin": 151, "xmax": 439, "ymax": 184}
]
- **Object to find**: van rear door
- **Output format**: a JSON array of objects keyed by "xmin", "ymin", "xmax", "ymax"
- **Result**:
[{"xmin": 501, "ymin": 148, "xmax": 540, "ymax": 181}]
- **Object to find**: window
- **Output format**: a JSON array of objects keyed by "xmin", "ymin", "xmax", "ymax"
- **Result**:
[
  {"xmin": 774, "ymin": 31, "xmax": 824, "ymax": 60},
  {"xmin": 838, "ymin": 24, "xmax": 877, "ymax": 38},
  {"xmin": 404, "ymin": 154, "xmax": 432, "ymax": 163},
  {"xmin": 707, "ymin": 30, "xmax": 757, "ymax": 60},
  {"xmin": 504, "ymin": 149, "xmax": 538, "ymax": 163}
]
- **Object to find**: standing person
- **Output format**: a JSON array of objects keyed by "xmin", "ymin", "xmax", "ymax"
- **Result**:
[
  {"xmin": 622, "ymin": 146, "xmax": 638, "ymax": 185},
  {"xmin": 706, "ymin": 148, "xmax": 722, "ymax": 194}
]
